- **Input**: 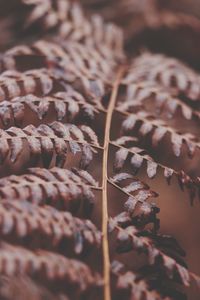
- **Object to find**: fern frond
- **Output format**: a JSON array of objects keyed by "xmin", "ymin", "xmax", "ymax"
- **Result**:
[
  {"xmin": 112, "ymin": 142, "xmax": 199, "ymax": 202},
  {"xmin": 0, "ymin": 121, "xmax": 100, "ymax": 168},
  {"xmin": 110, "ymin": 223, "xmax": 200, "ymax": 290},
  {"xmin": 118, "ymin": 81, "xmax": 200, "ymax": 120},
  {"xmin": 121, "ymin": 112, "xmax": 200, "ymax": 158},
  {"xmin": 0, "ymin": 67, "xmax": 110, "ymax": 104},
  {"xmin": 111, "ymin": 260, "xmax": 187, "ymax": 300},
  {"xmin": 3, "ymin": 39, "xmax": 122, "ymax": 84},
  {"xmin": 0, "ymin": 167, "xmax": 98, "ymax": 216},
  {"xmin": 109, "ymin": 172, "xmax": 158, "ymax": 212},
  {"xmin": 123, "ymin": 52, "xmax": 200, "ymax": 107},
  {"xmin": 0, "ymin": 200, "xmax": 101, "ymax": 254},
  {"xmin": 19, "ymin": 0, "xmax": 123, "ymax": 54},
  {"xmin": 109, "ymin": 185, "xmax": 200, "ymax": 297},
  {"xmin": 0, "ymin": 2, "xmax": 199, "ymax": 300},
  {"xmin": 111, "ymin": 260, "xmax": 186, "ymax": 300},
  {"xmin": 0, "ymin": 69, "xmax": 54, "ymax": 100},
  {"xmin": 0, "ymin": 91, "xmax": 99, "ymax": 128},
  {"xmin": 0, "ymin": 241, "xmax": 102, "ymax": 295},
  {"xmin": 109, "ymin": 173, "xmax": 160, "ymax": 234},
  {"xmin": 0, "ymin": 276, "xmax": 70, "ymax": 300}
]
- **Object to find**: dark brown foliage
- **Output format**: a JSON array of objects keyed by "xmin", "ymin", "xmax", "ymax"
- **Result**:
[
  {"xmin": 0, "ymin": 242, "xmax": 102, "ymax": 298},
  {"xmin": 0, "ymin": 121, "xmax": 99, "ymax": 168},
  {"xmin": 0, "ymin": 275, "xmax": 70, "ymax": 300},
  {"xmin": 109, "ymin": 178, "xmax": 199, "ymax": 299},
  {"xmin": 0, "ymin": 91, "xmax": 99, "ymax": 128},
  {"xmin": 121, "ymin": 112, "xmax": 199, "ymax": 158},
  {"xmin": 0, "ymin": 167, "xmax": 97, "ymax": 215},
  {"xmin": 111, "ymin": 260, "xmax": 184, "ymax": 300},
  {"xmin": 0, "ymin": 200, "xmax": 101, "ymax": 254},
  {"xmin": 122, "ymin": 53, "xmax": 200, "ymax": 107}
]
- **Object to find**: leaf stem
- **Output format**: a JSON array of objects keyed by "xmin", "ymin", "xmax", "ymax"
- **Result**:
[{"xmin": 102, "ymin": 66, "xmax": 125, "ymax": 300}]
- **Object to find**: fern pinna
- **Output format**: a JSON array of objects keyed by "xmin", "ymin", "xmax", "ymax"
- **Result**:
[{"xmin": 0, "ymin": 0, "xmax": 199, "ymax": 300}]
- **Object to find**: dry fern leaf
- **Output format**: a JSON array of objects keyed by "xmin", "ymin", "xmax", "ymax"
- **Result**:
[
  {"xmin": 0, "ymin": 241, "xmax": 102, "ymax": 296},
  {"xmin": 2, "ymin": 39, "xmax": 123, "ymax": 85},
  {"xmin": 111, "ymin": 260, "xmax": 186, "ymax": 300},
  {"xmin": 0, "ymin": 69, "xmax": 56, "ymax": 100},
  {"xmin": 0, "ymin": 200, "xmax": 101, "ymax": 254},
  {"xmin": 107, "ymin": 173, "xmax": 192, "ymax": 299},
  {"xmin": 109, "ymin": 172, "xmax": 159, "ymax": 216},
  {"xmin": 123, "ymin": 52, "xmax": 200, "ymax": 108},
  {"xmin": 0, "ymin": 167, "xmax": 98, "ymax": 216},
  {"xmin": 0, "ymin": 91, "xmax": 99, "ymax": 129},
  {"xmin": 121, "ymin": 112, "xmax": 200, "ymax": 158},
  {"xmin": 109, "ymin": 174, "xmax": 160, "ymax": 232},
  {"xmin": 0, "ymin": 275, "xmax": 70, "ymax": 300},
  {"xmin": 112, "ymin": 141, "xmax": 199, "ymax": 202},
  {"xmin": 0, "ymin": 121, "xmax": 100, "ymax": 168},
  {"xmin": 111, "ymin": 261, "xmax": 168, "ymax": 300},
  {"xmin": 109, "ymin": 181, "xmax": 200, "ymax": 299},
  {"xmin": 117, "ymin": 81, "xmax": 200, "ymax": 121},
  {"xmin": 0, "ymin": 38, "xmax": 124, "ymax": 119},
  {"xmin": 110, "ymin": 225, "xmax": 191, "ymax": 285},
  {"xmin": 113, "ymin": 55, "xmax": 200, "ymax": 201},
  {"xmin": 18, "ymin": 0, "xmax": 123, "ymax": 54},
  {"xmin": 0, "ymin": 2, "xmax": 199, "ymax": 300},
  {"xmin": 0, "ymin": 68, "xmax": 106, "ymax": 103},
  {"xmin": 110, "ymin": 228, "xmax": 199, "ymax": 298}
]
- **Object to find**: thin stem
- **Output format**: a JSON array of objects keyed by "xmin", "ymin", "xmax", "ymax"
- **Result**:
[
  {"xmin": 102, "ymin": 67, "xmax": 125, "ymax": 300},
  {"xmin": 108, "ymin": 178, "xmax": 137, "ymax": 199}
]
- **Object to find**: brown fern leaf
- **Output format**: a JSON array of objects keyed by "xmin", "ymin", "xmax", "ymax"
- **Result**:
[
  {"xmin": 0, "ymin": 91, "xmax": 99, "ymax": 128},
  {"xmin": 111, "ymin": 260, "xmax": 186, "ymax": 300},
  {"xmin": 117, "ymin": 81, "xmax": 200, "ymax": 120},
  {"xmin": 110, "ymin": 225, "xmax": 189, "ymax": 281},
  {"xmin": 109, "ymin": 174, "xmax": 160, "ymax": 231},
  {"xmin": 109, "ymin": 197, "xmax": 195, "ymax": 300},
  {"xmin": 0, "ymin": 2, "xmax": 199, "ymax": 300},
  {"xmin": 123, "ymin": 53, "xmax": 200, "ymax": 108},
  {"xmin": 121, "ymin": 112, "xmax": 200, "ymax": 158},
  {"xmin": 19, "ymin": 0, "xmax": 123, "ymax": 54},
  {"xmin": 0, "ymin": 275, "xmax": 70, "ymax": 300},
  {"xmin": 0, "ymin": 167, "xmax": 97, "ymax": 216},
  {"xmin": 109, "ymin": 173, "xmax": 160, "ymax": 233},
  {"xmin": 0, "ymin": 69, "xmax": 54, "ymax": 100},
  {"xmin": 0, "ymin": 241, "xmax": 102, "ymax": 296},
  {"xmin": 0, "ymin": 200, "xmax": 101, "ymax": 254},
  {"xmin": 0, "ymin": 67, "xmax": 110, "ymax": 104},
  {"xmin": 112, "ymin": 142, "xmax": 199, "ymax": 202},
  {"xmin": 109, "ymin": 172, "xmax": 158, "ymax": 214},
  {"xmin": 2, "ymin": 39, "xmax": 122, "ymax": 84},
  {"xmin": 109, "ymin": 188, "xmax": 200, "ymax": 297},
  {"xmin": 0, "ymin": 121, "xmax": 99, "ymax": 168}
]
